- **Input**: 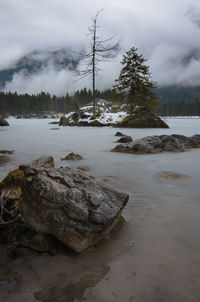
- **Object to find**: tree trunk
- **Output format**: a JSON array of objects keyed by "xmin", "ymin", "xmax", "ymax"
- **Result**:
[{"xmin": 92, "ymin": 17, "xmax": 97, "ymax": 118}]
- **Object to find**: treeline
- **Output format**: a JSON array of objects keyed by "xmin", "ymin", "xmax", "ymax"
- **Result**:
[
  {"xmin": 0, "ymin": 89, "xmax": 113, "ymax": 117},
  {"xmin": 158, "ymin": 100, "xmax": 200, "ymax": 116},
  {"xmin": 0, "ymin": 87, "xmax": 200, "ymax": 117},
  {"xmin": 155, "ymin": 85, "xmax": 200, "ymax": 116},
  {"xmin": 0, "ymin": 91, "xmax": 70, "ymax": 116}
]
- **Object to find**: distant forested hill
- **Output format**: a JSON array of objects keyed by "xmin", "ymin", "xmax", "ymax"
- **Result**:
[
  {"xmin": 154, "ymin": 85, "xmax": 200, "ymax": 103},
  {"xmin": 154, "ymin": 86, "xmax": 200, "ymax": 116}
]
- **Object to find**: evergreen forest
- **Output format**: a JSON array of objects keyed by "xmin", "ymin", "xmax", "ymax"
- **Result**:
[{"xmin": 0, "ymin": 86, "xmax": 200, "ymax": 117}]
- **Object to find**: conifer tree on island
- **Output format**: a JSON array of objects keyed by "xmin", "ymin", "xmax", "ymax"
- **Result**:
[{"xmin": 114, "ymin": 47, "xmax": 158, "ymax": 114}]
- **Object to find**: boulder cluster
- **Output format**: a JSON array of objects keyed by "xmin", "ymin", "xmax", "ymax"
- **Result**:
[{"xmin": 112, "ymin": 134, "xmax": 200, "ymax": 154}]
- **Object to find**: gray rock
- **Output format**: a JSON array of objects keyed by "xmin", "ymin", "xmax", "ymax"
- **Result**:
[
  {"xmin": 0, "ymin": 117, "xmax": 9, "ymax": 126},
  {"xmin": 0, "ymin": 155, "xmax": 13, "ymax": 165},
  {"xmin": 116, "ymin": 136, "xmax": 133, "ymax": 143},
  {"xmin": 161, "ymin": 135, "xmax": 184, "ymax": 152},
  {"xmin": 157, "ymin": 171, "xmax": 189, "ymax": 181},
  {"xmin": 32, "ymin": 155, "xmax": 55, "ymax": 168},
  {"xmin": 19, "ymin": 166, "xmax": 129, "ymax": 252},
  {"xmin": 112, "ymin": 134, "xmax": 200, "ymax": 154},
  {"xmin": 172, "ymin": 134, "xmax": 200, "ymax": 148}
]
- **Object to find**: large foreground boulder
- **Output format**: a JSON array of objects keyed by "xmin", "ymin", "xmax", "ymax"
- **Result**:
[
  {"xmin": 112, "ymin": 134, "xmax": 200, "ymax": 154},
  {"xmin": 19, "ymin": 165, "xmax": 129, "ymax": 252},
  {"xmin": 115, "ymin": 107, "xmax": 169, "ymax": 128}
]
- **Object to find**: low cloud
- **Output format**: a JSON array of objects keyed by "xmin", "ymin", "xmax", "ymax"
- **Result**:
[
  {"xmin": 4, "ymin": 68, "xmax": 78, "ymax": 96},
  {"xmin": 4, "ymin": 54, "xmax": 123, "ymax": 95},
  {"xmin": 1, "ymin": 0, "xmax": 200, "ymax": 94},
  {"xmin": 149, "ymin": 45, "xmax": 200, "ymax": 87}
]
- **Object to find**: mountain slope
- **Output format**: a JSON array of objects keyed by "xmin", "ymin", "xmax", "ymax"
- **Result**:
[{"xmin": 0, "ymin": 48, "xmax": 81, "ymax": 89}]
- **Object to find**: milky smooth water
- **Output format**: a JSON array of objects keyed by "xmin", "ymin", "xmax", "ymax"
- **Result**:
[
  {"xmin": 1, "ymin": 117, "xmax": 200, "ymax": 302},
  {"xmin": 1, "ymin": 117, "xmax": 200, "ymax": 187}
]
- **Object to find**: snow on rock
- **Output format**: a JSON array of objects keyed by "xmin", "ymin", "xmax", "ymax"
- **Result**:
[
  {"xmin": 60, "ymin": 99, "xmax": 128, "ymax": 126},
  {"xmin": 59, "ymin": 99, "xmax": 169, "ymax": 128}
]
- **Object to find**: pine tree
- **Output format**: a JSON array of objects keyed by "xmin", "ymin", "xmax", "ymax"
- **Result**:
[{"xmin": 114, "ymin": 47, "xmax": 158, "ymax": 114}]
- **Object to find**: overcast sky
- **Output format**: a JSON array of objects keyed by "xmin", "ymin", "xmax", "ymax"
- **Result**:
[{"xmin": 1, "ymin": 0, "xmax": 200, "ymax": 95}]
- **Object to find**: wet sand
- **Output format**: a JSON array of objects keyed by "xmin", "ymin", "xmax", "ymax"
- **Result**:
[{"xmin": 1, "ymin": 174, "xmax": 200, "ymax": 302}]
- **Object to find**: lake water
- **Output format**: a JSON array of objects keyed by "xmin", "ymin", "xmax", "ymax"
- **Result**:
[{"xmin": 1, "ymin": 117, "xmax": 200, "ymax": 302}]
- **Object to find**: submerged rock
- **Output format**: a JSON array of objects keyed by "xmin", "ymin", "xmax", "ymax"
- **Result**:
[
  {"xmin": 77, "ymin": 165, "xmax": 91, "ymax": 172},
  {"xmin": 112, "ymin": 134, "xmax": 200, "ymax": 154},
  {"xmin": 0, "ymin": 155, "xmax": 13, "ymax": 165},
  {"xmin": 19, "ymin": 165, "xmax": 129, "ymax": 252},
  {"xmin": 157, "ymin": 171, "xmax": 189, "ymax": 181},
  {"xmin": 115, "ymin": 107, "xmax": 169, "ymax": 128},
  {"xmin": 48, "ymin": 121, "xmax": 59, "ymax": 125}
]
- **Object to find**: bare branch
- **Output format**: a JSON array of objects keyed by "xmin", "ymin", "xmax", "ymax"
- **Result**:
[{"xmin": 78, "ymin": 9, "xmax": 120, "ymax": 117}]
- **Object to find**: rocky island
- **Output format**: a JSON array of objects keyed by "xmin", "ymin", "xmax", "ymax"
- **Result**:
[{"xmin": 59, "ymin": 99, "xmax": 169, "ymax": 128}]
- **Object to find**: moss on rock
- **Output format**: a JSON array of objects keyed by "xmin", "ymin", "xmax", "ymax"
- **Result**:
[
  {"xmin": 116, "ymin": 107, "xmax": 169, "ymax": 128},
  {"xmin": 89, "ymin": 120, "xmax": 104, "ymax": 127},
  {"xmin": 0, "ymin": 168, "xmax": 24, "ymax": 189}
]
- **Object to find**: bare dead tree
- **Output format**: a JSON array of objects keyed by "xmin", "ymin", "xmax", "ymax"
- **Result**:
[{"xmin": 80, "ymin": 10, "xmax": 120, "ymax": 117}]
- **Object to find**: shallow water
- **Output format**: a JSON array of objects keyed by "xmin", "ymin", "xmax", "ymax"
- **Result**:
[{"xmin": 1, "ymin": 117, "xmax": 200, "ymax": 302}]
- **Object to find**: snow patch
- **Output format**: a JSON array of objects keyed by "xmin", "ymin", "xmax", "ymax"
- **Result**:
[{"xmin": 64, "ymin": 99, "xmax": 129, "ymax": 124}]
